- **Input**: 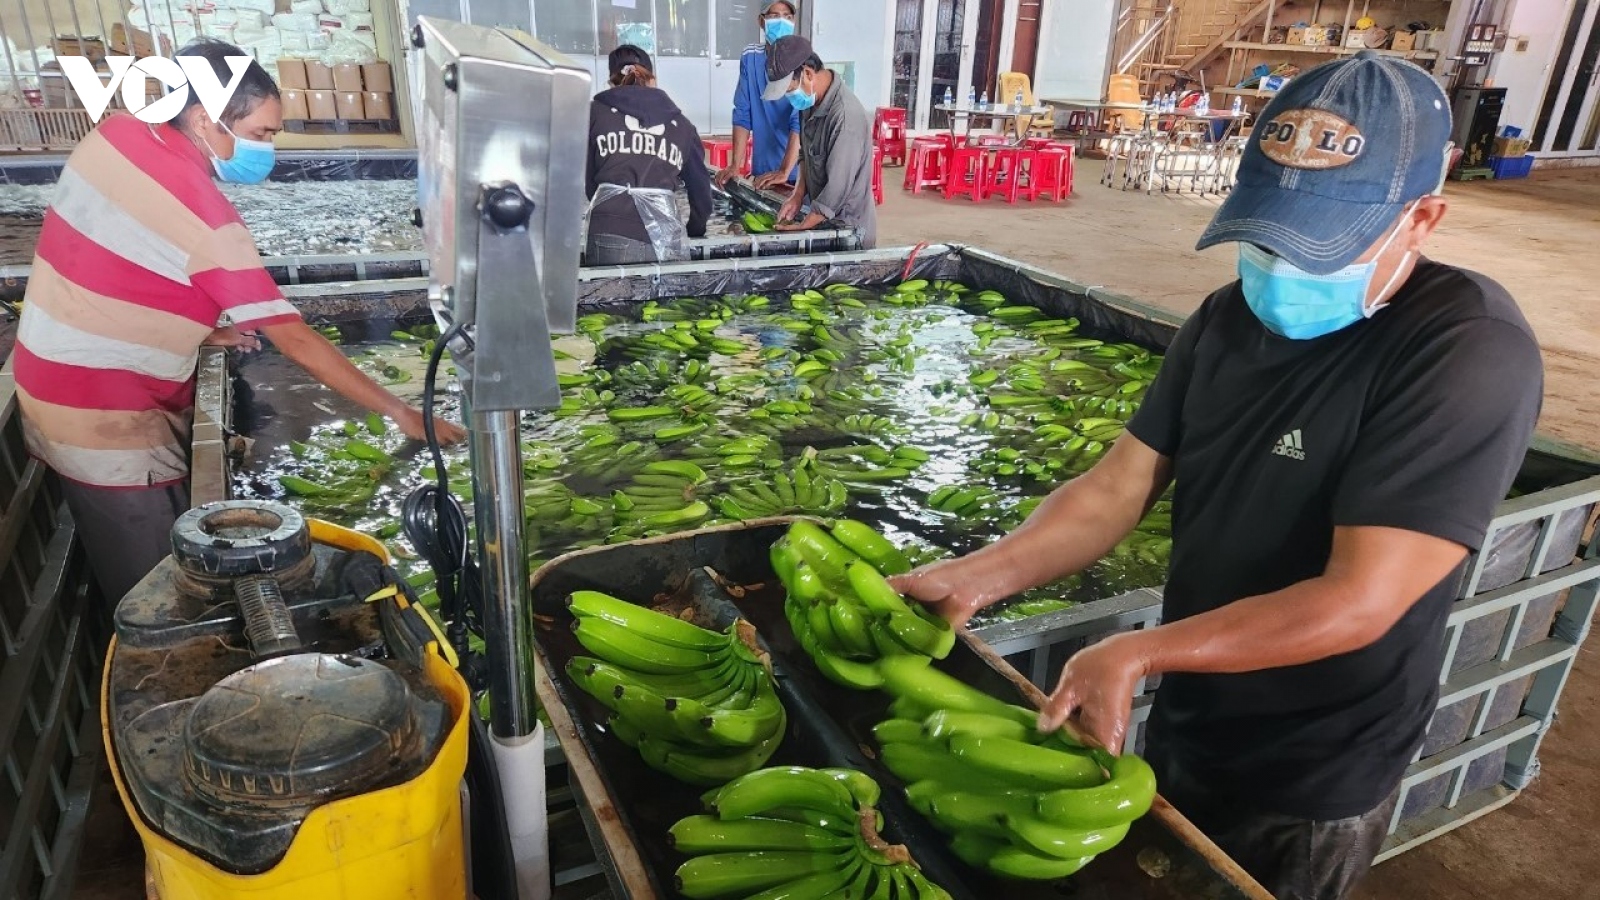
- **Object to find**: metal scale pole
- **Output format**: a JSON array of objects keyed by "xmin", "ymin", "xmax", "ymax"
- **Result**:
[{"xmin": 410, "ymin": 17, "xmax": 590, "ymax": 899}]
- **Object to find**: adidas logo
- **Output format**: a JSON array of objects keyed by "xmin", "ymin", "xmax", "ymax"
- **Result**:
[{"xmin": 1272, "ymin": 429, "xmax": 1306, "ymax": 461}]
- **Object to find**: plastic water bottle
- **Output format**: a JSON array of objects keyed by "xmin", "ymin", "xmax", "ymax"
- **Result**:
[
  {"xmin": 1014, "ymin": 88, "xmax": 1025, "ymax": 111},
  {"xmin": 1197, "ymin": 93, "xmax": 1210, "ymax": 116},
  {"xmin": 967, "ymin": 86, "xmax": 976, "ymax": 108},
  {"xmin": 944, "ymin": 86, "xmax": 953, "ymax": 107},
  {"xmin": 979, "ymin": 90, "xmax": 989, "ymax": 109},
  {"xmin": 1231, "ymin": 95, "xmax": 1243, "ymax": 115}
]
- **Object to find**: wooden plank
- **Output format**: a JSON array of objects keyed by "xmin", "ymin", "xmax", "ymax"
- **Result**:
[
  {"xmin": 534, "ymin": 649, "xmax": 660, "ymax": 900},
  {"xmin": 1178, "ymin": 0, "xmax": 1275, "ymax": 73}
]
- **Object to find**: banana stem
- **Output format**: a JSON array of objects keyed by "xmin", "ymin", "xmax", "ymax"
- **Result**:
[
  {"xmin": 733, "ymin": 619, "xmax": 773, "ymax": 671},
  {"xmin": 856, "ymin": 805, "xmax": 912, "ymax": 865}
]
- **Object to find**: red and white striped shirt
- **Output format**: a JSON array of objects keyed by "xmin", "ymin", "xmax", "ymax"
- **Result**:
[{"xmin": 10, "ymin": 113, "xmax": 300, "ymax": 488}]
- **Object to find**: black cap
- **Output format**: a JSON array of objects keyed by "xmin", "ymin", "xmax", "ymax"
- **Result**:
[
  {"xmin": 609, "ymin": 44, "xmax": 653, "ymax": 81},
  {"xmin": 762, "ymin": 35, "xmax": 815, "ymax": 101}
]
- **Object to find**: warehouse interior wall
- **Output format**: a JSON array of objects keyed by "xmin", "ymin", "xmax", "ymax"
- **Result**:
[
  {"xmin": 809, "ymin": 0, "xmax": 893, "ymax": 108},
  {"xmin": 1490, "ymin": 0, "xmax": 1574, "ymax": 134},
  {"xmin": 1031, "ymin": 0, "xmax": 1115, "ymax": 101}
]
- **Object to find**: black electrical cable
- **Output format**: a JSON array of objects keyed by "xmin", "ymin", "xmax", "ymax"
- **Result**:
[{"xmin": 401, "ymin": 319, "xmax": 485, "ymax": 687}]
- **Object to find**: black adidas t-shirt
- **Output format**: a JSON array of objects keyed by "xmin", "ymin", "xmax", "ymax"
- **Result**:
[{"xmin": 1127, "ymin": 258, "xmax": 1544, "ymax": 820}]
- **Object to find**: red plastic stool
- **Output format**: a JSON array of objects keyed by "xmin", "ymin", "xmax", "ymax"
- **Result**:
[
  {"xmin": 874, "ymin": 107, "xmax": 909, "ymax": 166},
  {"xmin": 990, "ymin": 147, "xmax": 1037, "ymax": 204},
  {"xmin": 902, "ymin": 137, "xmax": 948, "ymax": 194},
  {"xmin": 872, "ymin": 143, "xmax": 885, "ymax": 205},
  {"xmin": 944, "ymin": 145, "xmax": 990, "ymax": 201},
  {"xmin": 741, "ymin": 140, "xmax": 753, "ymax": 176},
  {"xmin": 703, "ymin": 138, "xmax": 734, "ymax": 170},
  {"xmin": 1030, "ymin": 146, "xmax": 1075, "ymax": 201}
]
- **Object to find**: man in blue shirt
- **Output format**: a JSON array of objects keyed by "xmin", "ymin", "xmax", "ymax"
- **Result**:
[{"xmin": 714, "ymin": 0, "xmax": 802, "ymax": 190}]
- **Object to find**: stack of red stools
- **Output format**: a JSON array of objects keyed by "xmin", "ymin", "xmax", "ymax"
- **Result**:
[
  {"xmin": 989, "ymin": 146, "xmax": 1036, "ymax": 204},
  {"xmin": 902, "ymin": 135, "xmax": 950, "ymax": 194},
  {"xmin": 1028, "ymin": 141, "xmax": 1076, "ymax": 201},
  {"xmin": 703, "ymin": 138, "xmax": 734, "ymax": 170},
  {"xmin": 874, "ymin": 107, "xmax": 908, "ymax": 166},
  {"xmin": 944, "ymin": 143, "xmax": 990, "ymax": 201}
]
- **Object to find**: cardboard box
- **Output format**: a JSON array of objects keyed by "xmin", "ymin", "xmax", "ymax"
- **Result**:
[
  {"xmin": 1286, "ymin": 26, "xmax": 1308, "ymax": 45},
  {"xmin": 53, "ymin": 36, "xmax": 106, "ymax": 63},
  {"xmin": 1345, "ymin": 29, "xmax": 1369, "ymax": 48},
  {"xmin": 1493, "ymin": 136, "xmax": 1532, "ymax": 157},
  {"xmin": 332, "ymin": 63, "xmax": 363, "ymax": 92},
  {"xmin": 1301, "ymin": 25, "xmax": 1328, "ymax": 47},
  {"xmin": 307, "ymin": 89, "xmax": 337, "ymax": 119},
  {"xmin": 334, "ymin": 90, "xmax": 364, "ymax": 119},
  {"xmin": 362, "ymin": 91, "xmax": 393, "ymax": 120},
  {"xmin": 1390, "ymin": 30, "xmax": 1416, "ymax": 51},
  {"xmin": 278, "ymin": 58, "xmax": 308, "ymax": 89},
  {"xmin": 281, "ymin": 89, "xmax": 309, "ymax": 120},
  {"xmin": 111, "ymin": 23, "xmax": 171, "ymax": 58},
  {"xmin": 361, "ymin": 62, "xmax": 393, "ymax": 92},
  {"xmin": 306, "ymin": 61, "xmax": 335, "ymax": 90}
]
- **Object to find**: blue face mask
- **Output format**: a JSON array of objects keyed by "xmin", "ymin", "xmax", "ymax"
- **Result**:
[
  {"xmin": 208, "ymin": 121, "xmax": 276, "ymax": 184},
  {"xmin": 764, "ymin": 17, "xmax": 796, "ymax": 42},
  {"xmin": 1237, "ymin": 208, "xmax": 1415, "ymax": 340},
  {"xmin": 786, "ymin": 74, "xmax": 816, "ymax": 111}
]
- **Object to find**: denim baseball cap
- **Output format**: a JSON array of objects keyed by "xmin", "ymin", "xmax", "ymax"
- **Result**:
[{"xmin": 1195, "ymin": 51, "xmax": 1453, "ymax": 275}]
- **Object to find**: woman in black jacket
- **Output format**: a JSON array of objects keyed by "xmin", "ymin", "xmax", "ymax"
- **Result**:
[{"xmin": 585, "ymin": 45, "xmax": 714, "ymax": 265}]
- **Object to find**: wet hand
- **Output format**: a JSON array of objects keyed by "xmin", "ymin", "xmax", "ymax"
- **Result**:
[
  {"xmin": 1037, "ymin": 631, "xmax": 1150, "ymax": 752},
  {"xmin": 204, "ymin": 326, "xmax": 261, "ymax": 353},
  {"xmin": 887, "ymin": 559, "xmax": 988, "ymax": 629},
  {"xmin": 396, "ymin": 406, "xmax": 468, "ymax": 444},
  {"xmin": 752, "ymin": 170, "xmax": 786, "ymax": 190},
  {"xmin": 776, "ymin": 195, "xmax": 803, "ymax": 224},
  {"xmin": 713, "ymin": 165, "xmax": 740, "ymax": 188}
]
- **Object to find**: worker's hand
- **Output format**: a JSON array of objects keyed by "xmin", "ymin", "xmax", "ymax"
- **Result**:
[
  {"xmin": 396, "ymin": 406, "xmax": 468, "ymax": 444},
  {"xmin": 203, "ymin": 326, "xmax": 262, "ymax": 353},
  {"xmin": 888, "ymin": 558, "xmax": 990, "ymax": 630},
  {"xmin": 1037, "ymin": 630, "xmax": 1151, "ymax": 752},
  {"xmin": 776, "ymin": 193, "xmax": 803, "ymax": 225},
  {"xmin": 713, "ymin": 164, "xmax": 740, "ymax": 188},
  {"xmin": 752, "ymin": 170, "xmax": 788, "ymax": 190},
  {"xmin": 778, "ymin": 211, "xmax": 828, "ymax": 232}
]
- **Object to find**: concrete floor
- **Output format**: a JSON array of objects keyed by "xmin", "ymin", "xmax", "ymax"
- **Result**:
[
  {"xmin": 883, "ymin": 164, "xmax": 1600, "ymax": 900},
  {"xmin": 68, "ymin": 166, "xmax": 1599, "ymax": 899}
]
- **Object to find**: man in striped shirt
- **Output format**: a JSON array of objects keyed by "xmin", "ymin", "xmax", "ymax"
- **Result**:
[{"xmin": 8, "ymin": 40, "xmax": 465, "ymax": 605}]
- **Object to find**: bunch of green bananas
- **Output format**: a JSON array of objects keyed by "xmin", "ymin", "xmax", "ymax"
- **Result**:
[
  {"xmin": 677, "ymin": 434, "xmax": 781, "ymax": 474},
  {"xmin": 772, "ymin": 521, "xmax": 955, "ymax": 691},
  {"xmin": 872, "ymin": 657, "xmax": 1157, "ymax": 881},
  {"xmin": 564, "ymin": 429, "xmax": 659, "ymax": 483},
  {"xmin": 1106, "ymin": 500, "xmax": 1172, "ymax": 567},
  {"xmin": 610, "ymin": 461, "xmax": 713, "ymax": 533},
  {"xmin": 925, "ymin": 485, "xmax": 1003, "ymax": 521},
  {"xmin": 741, "ymin": 211, "xmax": 776, "ymax": 234},
  {"xmin": 276, "ymin": 416, "xmax": 397, "ymax": 508},
  {"xmin": 717, "ymin": 460, "xmax": 847, "ymax": 520},
  {"xmin": 675, "ymin": 766, "xmax": 953, "ymax": 899},
  {"xmin": 880, "ymin": 278, "xmax": 934, "ymax": 308},
  {"xmin": 565, "ymin": 590, "xmax": 785, "ymax": 785},
  {"xmin": 809, "ymin": 444, "xmax": 927, "ymax": 490}
]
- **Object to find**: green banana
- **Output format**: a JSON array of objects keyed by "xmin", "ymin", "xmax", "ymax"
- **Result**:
[
  {"xmin": 566, "ymin": 590, "xmax": 724, "ymax": 651},
  {"xmin": 946, "ymin": 734, "xmax": 1104, "ymax": 790},
  {"xmin": 878, "ymin": 657, "xmax": 1034, "ymax": 724},
  {"xmin": 1035, "ymin": 752, "xmax": 1157, "ymax": 828},
  {"xmin": 571, "ymin": 617, "xmax": 719, "ymax": 674},
  {"xmin": 829, "ymin": 520, "xmax": 913, "ymax": 575},
  {"xmin": 880, "ymin": 743, "xmax": 1017, "ymax": 792},
  {"xmin": 1002, "ymin": 816, "xmax": 1129, "ymax": 860},
  {"xmin": 674, "ymin": 850, "xmax": 845, "ymax": 899},
  {"xmin": 712, "ymin": 766, "xmax": 858, "ymax": 822},
  {"xmin": 643, "ymin": 722, "xmax": 784, "ymax": 786},
  {"xmin": 667, "ymin": 815, "xmax": 851, "ymax": 853},
  {"xmin": 740, "ymin": 862, "xmax": 859, "ymax": 900},
  {"xmin": 922, "ymin": 710, "xmax": 1033, "ymax": 742},
  {"xmin": 883, "ymin": 608, "xmax": 956, "ymax": 659},
  {"xmin": 694, "ymin": 685, "xmax": 787, "ymax": 747},
  {"xmin": 826, "ymin": 599, "xmax": 877, "ymax": 659},
  {"xmin": 871, "ymin": 718, "xmax": 925, "ymax": 745},
  {"xmin": 818, "ymin": 767, "xmax": 881, "ymax": 807}
]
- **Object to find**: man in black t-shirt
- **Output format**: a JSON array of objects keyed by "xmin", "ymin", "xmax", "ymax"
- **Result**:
[{"xmin": 892, "ymin": 52, "xmax": 1544, "ymax": 899}]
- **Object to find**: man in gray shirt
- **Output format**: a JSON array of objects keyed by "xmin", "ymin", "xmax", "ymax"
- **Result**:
[{"xmin": 763, "ymin": 35, "xmax": 877, "ymax": 249}]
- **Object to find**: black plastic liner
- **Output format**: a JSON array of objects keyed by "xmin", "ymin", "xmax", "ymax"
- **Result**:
[{"xmin": 531, "ymin": 520, "xmax": 1263, "ymax": 900}]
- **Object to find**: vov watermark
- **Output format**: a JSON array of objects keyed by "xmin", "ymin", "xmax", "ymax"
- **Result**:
[{"xmin": 57, "ymin": 55, "xmax": 253, "ymax": 124}]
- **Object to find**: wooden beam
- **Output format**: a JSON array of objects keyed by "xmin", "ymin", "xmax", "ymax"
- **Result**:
[{"xmin": 1178, "ymin": 0, "xmax": 1275, "ymax": 73}]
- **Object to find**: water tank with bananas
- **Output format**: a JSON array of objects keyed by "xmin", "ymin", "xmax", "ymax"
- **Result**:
[{"xmin": 102, "ymin": 500, "xmax": 471, "ymax": 899}]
